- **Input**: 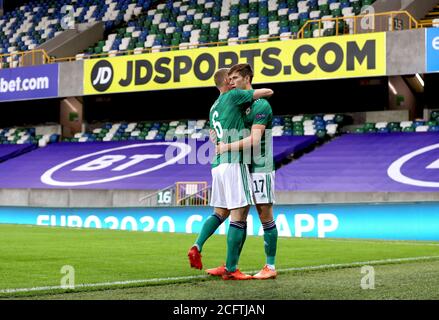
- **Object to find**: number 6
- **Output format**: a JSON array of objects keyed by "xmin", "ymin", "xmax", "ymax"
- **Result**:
[{"xmin": 212, "ymin": 111, "xmax": 223, "ymax": 139}]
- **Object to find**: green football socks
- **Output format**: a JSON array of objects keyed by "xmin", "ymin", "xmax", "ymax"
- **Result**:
[
  {"xmin": 262, "ymin": 220, "xmax": 278, "ymax": 267},
  {"xmin": 194, "ymin": 213, "xmax": 225, "ymax": 252},
  {"xmin": 225, "ymin": 221, "xmax": 247, "ymax": 272}
]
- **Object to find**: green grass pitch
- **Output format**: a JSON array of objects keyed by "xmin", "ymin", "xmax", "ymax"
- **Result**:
[{"xmin": 1, "ymin": 224, "xmax": 439, "ymax": 299}]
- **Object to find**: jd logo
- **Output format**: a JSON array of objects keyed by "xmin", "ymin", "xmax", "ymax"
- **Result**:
[{"xmin": 91, "ymin": 60, "xmax": 113, "ymax": 92}]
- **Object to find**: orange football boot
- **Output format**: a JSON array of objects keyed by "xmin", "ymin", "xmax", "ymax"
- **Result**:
[
  {"xmin": 206, "ymin": 264, "xmax": 226, "ymax": 276},
  {"xmin": 253, "ymin": 265, "xmax": 277, "ymax": 280},
  {"xmin": 187, "ymin": 246, "xmax": 202, "ymax": 270},
  {"xmin": 221, "ymin": 269, "xmax": 253, "ymax": 280}
]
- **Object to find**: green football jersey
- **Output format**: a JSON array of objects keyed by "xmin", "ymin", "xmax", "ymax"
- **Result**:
[
  {"xmin": 209, "ymin": 88, "xmax": 255, "ymax": 168},
  {"xmin": 244, "ymin": 98, "xmax": 274, "ymax": 173}
]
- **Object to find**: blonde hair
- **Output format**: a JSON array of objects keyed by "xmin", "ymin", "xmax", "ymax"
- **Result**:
[{"xmin": 214, "ymin": 68, "xmax": 230, "ymax": 88}]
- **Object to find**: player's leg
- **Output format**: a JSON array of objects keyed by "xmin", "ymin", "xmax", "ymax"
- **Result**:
[
  {"xmin": 206, "ymin": 205, "xmax": 248, "ymax": 276},
  {"xmin": 222, "ymin": 206, "xmax": 253, "ymax": 280},
  {"xmin": 188, "ymin": 165, "xmax": 228, "ymax": 270},
  {"xmin": 222, "ymin": 164, "xmax": 254, "ymax": 280},
  {"xmin": 237, "ymin": 205, "xmax": 250, "ymax": 256},
  {"xmin": 252, "ymin": 171, "xmax": 278, "ymax": 279},
  {"xmin": 194, "ymin": 207, "xmax": 229, "ymax": 253},
  {"xmin": 188, "ymin": 207, "xmax": 230, "ymax": 269}
]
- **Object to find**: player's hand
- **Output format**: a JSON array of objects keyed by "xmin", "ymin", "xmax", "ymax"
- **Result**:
[
  {"xmin": 209, "ymin": 129, "xmax": 217, "ymax": 144},
  {"xmin": 216, "ymin": 142, "xmax": 227, "ymax": 155}
]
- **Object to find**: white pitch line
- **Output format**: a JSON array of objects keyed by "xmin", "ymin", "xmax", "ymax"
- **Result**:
[
  {"xmin": 308, "ymin": 238, "xmax": 439, "ymax": 247},
  {"xmin": 1, "ymin": 255, "xmax": 439, "ymax": 295}
]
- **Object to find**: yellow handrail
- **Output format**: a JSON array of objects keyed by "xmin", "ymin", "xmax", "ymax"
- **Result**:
[
  {"xmin": 297, "ymin": 10, "xmax": 419, "ymax": 39},
  {"xmin": 0, "ymin": 49, "xmax": 51, "ymax": 68}
]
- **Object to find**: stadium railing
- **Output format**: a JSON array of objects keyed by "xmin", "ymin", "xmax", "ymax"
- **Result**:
[
  {"xmin": 297, "ymin": 10, "xmax": 419, "ymax": 38},
  {"xmin": 0, "ymin": 10, "xmax": 426, "ymax": 68},
  {"xmin": 0, "ymin": 49, "xmax": 51, "ymax": 68},
  {"xmin": 419, "ymin": 20, "xmax": 439, "ymax": 28},
  {"xmin": 176, "ymin": 181, "xmax": 209, "ymax": 206}
]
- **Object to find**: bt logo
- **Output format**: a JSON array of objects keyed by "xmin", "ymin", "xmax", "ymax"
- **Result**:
[
  {"xmin": 388, "ymin": 143, "xmax": 439, "ymax": 188},
  {"xmin": 41, "ymin": 142, "xmax": 191, "ymax": 186},
  {"xmin": 72, "ymin": 154, "xmax": 163, "ymax": 172}
]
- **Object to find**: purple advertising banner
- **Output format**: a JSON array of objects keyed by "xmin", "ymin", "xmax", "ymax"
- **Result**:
[
  {"xmin": 0, "ymin": 137, "xmax": 316, "ymax": 190},
  {"xmin": 0, "ymin": 64, "xmax": 58, "ymax": 102},
  {"xmin": 0, "ymin": 144, "xmax": 37, "ymax": 163},
  {"xmin": 276, "ymin": 133, "xmax": 439, "ymax": 192}
]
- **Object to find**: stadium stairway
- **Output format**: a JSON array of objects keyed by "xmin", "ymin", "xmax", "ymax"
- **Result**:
[
  {"xmin": 420, "ymin": 1, "xmax": 439, "ymax": 27},
  {"xmin": 0, "ymin": 143, "xmax": 37, "ymax": 164},
  {"xmin": 80, "ymin": 0, "xmax": 376, "ymax": 58}
]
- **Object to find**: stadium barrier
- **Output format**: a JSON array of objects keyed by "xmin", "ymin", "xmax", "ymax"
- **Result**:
[
  {"xmin": 176, "ymin": 182, "xmax": 209, "ymax": 206},
  {"xmin": 1, "ymin": 203, "xmax": 439, "ymax": 240},
  {"xmin": 0, "ymin": 63, "xmax": 59, "ymax": 102},
  {"xmin": 139, "ymin": 182, "xmax": 209, "ymax": 206}
]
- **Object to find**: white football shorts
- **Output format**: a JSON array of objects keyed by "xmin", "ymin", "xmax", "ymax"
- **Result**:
[
  {"xmin": 251, "ymin": 171, "xmax": 275, "ymax": 204},
  {"xmin": 210, "ymin": 163, "xmax": 255, "ymax": 210}
]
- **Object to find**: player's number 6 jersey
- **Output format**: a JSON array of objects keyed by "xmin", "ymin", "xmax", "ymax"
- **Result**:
[{"xmin": 209, "ymin": 89, "xmax": 254, "ymax": 168}]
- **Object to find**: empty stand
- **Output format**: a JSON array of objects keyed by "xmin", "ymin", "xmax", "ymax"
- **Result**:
[
  {"xmin": 0, "ymin": 0, "xmax": 153, "ymax": 67},
  {"xmin": 0, "ymin": 127, "xmax": 59, "ymax": 146},
  {"xmin": 0, "ymin": 113, "xmax": 346, "ymax": 149},
  {"xmin": 64, "ymin": 113, "xmax": 346, "ymax": 143},
  {"xmin": 82, "ymin": 0, "xmax": 376, "ymax": 57},
  {"xmin": 353, "ymin": 115, "xmax": 439, "ymax": 133}
]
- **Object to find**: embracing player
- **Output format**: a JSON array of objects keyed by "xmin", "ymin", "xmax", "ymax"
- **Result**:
[
  {"xmin": 214, "ymin": 63, "xmax": 278, "ymax": 279},
  {"xmin": 188, "ymin": 68, "xmax": 274, "ymax": 280}
]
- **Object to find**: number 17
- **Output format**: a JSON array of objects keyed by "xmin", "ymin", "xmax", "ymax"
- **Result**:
[{"xmin": 253, "ymin": 179, "xmax": 264, "ymax": 194}]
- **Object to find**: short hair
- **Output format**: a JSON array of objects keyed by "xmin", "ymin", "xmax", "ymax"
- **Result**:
[
  {"xmin": 214, "ymin": 68, "xmax": 230, "ymax": 88},
  {"xmin": 228, "ymin": 63, "xmax": 254, "ymax": 83}
]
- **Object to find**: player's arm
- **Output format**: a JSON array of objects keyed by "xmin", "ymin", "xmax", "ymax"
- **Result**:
[
  {"xmin": 253, "ymin": 88, "xmax": 273, "ymax": 100},
  {"xmin": 231, "ymin": 88, "xmax": 274, "ymax": 106},
  {"xmin": 217, "ymin": 124, "xmax": 265, "ymax": 153},
  {"xmin": 217, "ymin": 100, "xmax": 271, "ymax": 154}
]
